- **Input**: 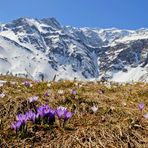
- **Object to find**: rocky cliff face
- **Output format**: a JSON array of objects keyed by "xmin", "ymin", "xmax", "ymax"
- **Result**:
[{"xmin": 0, "ymin": 17, "xmax": 148, "ymax": 82}]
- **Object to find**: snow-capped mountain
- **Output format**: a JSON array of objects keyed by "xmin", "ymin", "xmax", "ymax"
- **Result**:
[{"xmin": 0, "ymin": 17, "xmax": 148, "ymax": 82}]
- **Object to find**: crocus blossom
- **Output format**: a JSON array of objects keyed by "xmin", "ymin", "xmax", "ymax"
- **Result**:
[
  {"xmin": 71, "ymin": 89, "xmax": 77, "ymax": 95},
  {"xmin": 29, "ymin": 96, "xmax": 39, "ymax": 103},
  {"xmin": 143, "ymin": 113, "xmax": 148, "ymax": 119},
  {"xmin": 37, "ymin": 106, "xmax": 45, "ymax": 118},
  {"xmin": 23, "ymin": 81, "xmax": 32, "ymax": 87},
  {"xmin": 0, "ymin": 93, "xmax": 5, "ymax": 98},
  {"xmin": 11, "ymin": 121, "xmax": 22, "ymax": 132},
  {"xmin": 64, "ymin": 111, "xmax": 72, "ymax": 121},
  {"xmin": 98, "ymin": 89, "xmax": 104, "ymax": 94},
  {"xmin": 138, "ymin": 103, "xmax": 144, "ymax": 111},
  {"xmin": 16, "ymin": 114, "xmax": 27, "ymax": 125},
  {"xmin": 91, "ymin": 105, "xmax": 98, "ymax": 113},
  {"xmin": 25, "ymin": 111, "xmax": 36, "ymax": 122},
  {"xmin": 44, "ymin": 92, "xmax": 49, "ymax": 97},
  {"xmin": 48, "ymin": 108, "xmax": 55, "ymax": 119},
  {"xmin": 58, "ymin": 90, "xmax": 64, "ymax": 95},
  {"xmin": 56, "ymin": 106, "xmax": 67, "ymax": 119},
  {"xmin": 42, "ymin": 105, "xmax": 55, "ymax": 122},
  {"xmin": 56, "ymin": 106, "xmax": 72, "ymax": 121}
]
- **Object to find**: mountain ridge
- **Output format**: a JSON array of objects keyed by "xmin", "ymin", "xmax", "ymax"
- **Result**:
[{"xmin": 0, "ymin": 17, "xmax": 148, "ymax": 82}]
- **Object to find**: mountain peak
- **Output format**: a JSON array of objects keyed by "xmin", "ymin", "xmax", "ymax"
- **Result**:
[
  {"xmin": 4, "ymin": 17, "xmax": 39, "ymax": 29},
  {"xmin": 41, "ymin": 17, "xmax": 61, "ymax": 29}
]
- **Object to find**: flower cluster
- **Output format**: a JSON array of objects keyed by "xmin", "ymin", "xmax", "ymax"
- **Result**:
[
  {"xmin": 11, "ymin": 111, "xmax": 37, "ymax": 133},
  {"xmin": 36, "ymin": 105, "xmax": 55, "ymax": 124},
  {"xmin": 11, "ymin": 105, "xmax": 73, "ymax": 133},
  {"xmin": 56, "ymin": 106, "xmax": 73, "ymax": 122}
]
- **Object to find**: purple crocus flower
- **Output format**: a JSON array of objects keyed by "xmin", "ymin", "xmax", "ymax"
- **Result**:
[
  {"xmin": 16, "ymin": 114, "xmax": 27, "ymax": 125},
  {"xmin": 138, "ymin": 103, "xmax": 145, "ymax": 111},
  {"xmin": 29, "ymin": 96, "xmax": 39, "ymax": 103},
  {"xmin": 48, "ymin": 108, "xmax": 55, "ymax": 119},
  {"xmin": 56, "ymin": 106, "xmax": 72, "ymax": 121},
  {"xmin": 64, "ymin": 111, "xmax": 72, "ymax": 122},
  {"xmin": 42, "ymin": 105, "xmax": 55, "ymax": 117},
  {"xmin": 71, "ymin": 89, "xmax": 77, "ymax": 95},
  {"xmin": 24, "ymin": 81, "xmax": 32, "ymax": 87},
  {"xmin": 37, "ymin": 105, "xmax": 45, "ymax": 118},
  {"xmin": 44, "ymin": 92, "xmax": 49, "ymax": 97},
  {"xmin": 42, "ymin": 105, "xmax": 55, "ymax": 122},
  {"xmin": 43, "ymin": 105, "xmax": 50, "ymax": 115},
  {"xmin": 56, "ymin": 106, "xmax": 67, "ymax": 119},
  {"xmin": 46, "ymin": 107, "xmax": 55, "ymax": 119},
  {"xmin": 25, "ymin": 111, "xmax": 36, "ymax": 122},
  {"xmin": 11, "ymin": 121, "xmax": 22, "ymax": 132}
]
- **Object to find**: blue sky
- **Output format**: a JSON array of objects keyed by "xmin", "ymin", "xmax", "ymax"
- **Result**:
[{"xmin": 0, "ymin": 0, "xmax": 148, "ymax": 29}]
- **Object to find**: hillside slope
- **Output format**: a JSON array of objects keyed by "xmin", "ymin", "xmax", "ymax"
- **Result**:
[{"xmin": 0, "ymin": 76, "xmax": 148, "ymax": 147}]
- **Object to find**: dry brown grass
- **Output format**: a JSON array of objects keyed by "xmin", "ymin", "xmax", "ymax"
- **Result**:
[{"xmin": 0, "ymin": 76, "xmax": 148, "ymax": 147}]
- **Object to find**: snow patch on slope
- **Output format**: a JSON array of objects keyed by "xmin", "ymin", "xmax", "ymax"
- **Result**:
[{"xmin": 111, "ymin": 67, "xmax": 147, "ymax": 82}]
